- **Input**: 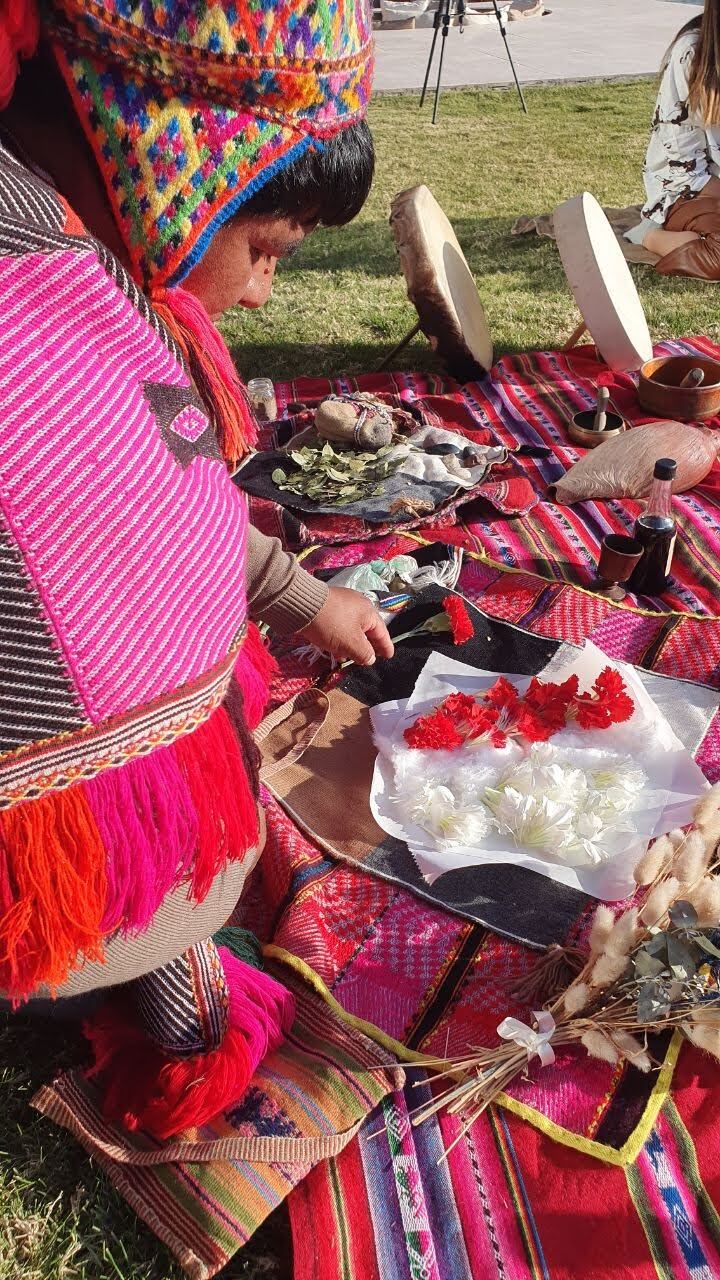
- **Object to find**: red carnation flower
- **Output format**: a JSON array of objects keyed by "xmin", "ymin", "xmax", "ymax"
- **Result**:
[
  {"xmin": 484, "ymin": 677, "xmax": 521, "ymax": 712},
  {"xmin": 444, "ymin": 692, "xmax": 479, "ymax": 718},
  {"xmin": 443, "ymin": 595, "xmax": 474, "ymax": 646},
  {"xmin": 438, "ymin": 692, "xmax": 501, "ymax": 744},
  {"xmin": 521, "ymin": 675, "xmax": 579, "ymax": 737},
  {"xmin": 514, "ymin": 705, "xmax": 559, "ymax": 743},
  {"xmin": 573, "ymin": 701, "xmax": 611, "ymax": 730},
  {"xmin": 572, "ymin": 667, "xmax": 634, "ymax": 730},
  {"xmin": 403, "ymin": 665, "xmax": 633, "ymax": 751},
  {"xmin": 404, "ymin": 709, "xmax": 464, "ymax": 751}
]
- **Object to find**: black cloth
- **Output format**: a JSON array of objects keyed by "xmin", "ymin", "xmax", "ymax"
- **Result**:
[{"xmin": 342, "ymin": 585, "xmax": 590, "ymax": 950}]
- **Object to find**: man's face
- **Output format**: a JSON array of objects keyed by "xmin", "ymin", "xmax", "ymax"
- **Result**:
[{"xmin": 184, "ymin": 212, "xmax": 316, "ymax": 317}]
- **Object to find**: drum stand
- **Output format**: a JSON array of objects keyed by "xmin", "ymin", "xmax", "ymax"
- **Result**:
[
  {"xmin": 377, "ymin": 321, "xmax": 422, "ymax": 370},
  {"xmin": 420, "ymin": 0, "xmax": 528, "ymax": 123}
]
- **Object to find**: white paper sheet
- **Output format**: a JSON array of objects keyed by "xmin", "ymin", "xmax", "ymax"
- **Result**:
[{"xmin": 369, "ymin": 644, "xmax": 711, "ymax": 901}]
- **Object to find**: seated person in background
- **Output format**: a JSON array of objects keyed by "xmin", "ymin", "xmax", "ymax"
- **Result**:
[
  {"xmin": 627, "ymin": 0, "xmax": 720, "ymax": 278},
  {"xmin": 0, "ymin": 0, "xmax": 391, "ymax": 1138}
]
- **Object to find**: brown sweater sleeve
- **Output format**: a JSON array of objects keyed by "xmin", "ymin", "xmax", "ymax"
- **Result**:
[{"xmin": 245, "ymin": 523, "xmax": 328, "ymax": 634}]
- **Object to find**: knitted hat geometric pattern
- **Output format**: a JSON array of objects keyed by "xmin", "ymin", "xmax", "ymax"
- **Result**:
[{"xmin": 44, "ymin": 0, "xmax": 374, "ymax": 286}]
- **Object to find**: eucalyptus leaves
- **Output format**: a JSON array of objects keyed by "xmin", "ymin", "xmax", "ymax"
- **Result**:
[{"xmin": 271, "ymin": 438, "xmax": 402, "ymax": 507}]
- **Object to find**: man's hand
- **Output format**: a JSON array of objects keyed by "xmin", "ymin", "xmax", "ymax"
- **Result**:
[{"xmin": 299, "ymin": 586, "xmax": 394, "ymax": 667}]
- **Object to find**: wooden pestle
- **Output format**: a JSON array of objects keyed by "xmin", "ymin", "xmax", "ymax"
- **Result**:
[
  {"xmin": 593, "ymin": 385, "xmax": 610, "ymax": 432},
  {"xmin": 680, "ymin": 367, "xmax": 705, "ymax": 389}
]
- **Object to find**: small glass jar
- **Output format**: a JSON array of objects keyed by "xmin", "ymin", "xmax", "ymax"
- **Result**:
[{"xmin": 247, "ymin": 376, "xmax": 278, "ymax": 423}]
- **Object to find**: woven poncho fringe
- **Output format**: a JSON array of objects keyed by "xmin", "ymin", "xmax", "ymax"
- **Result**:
[{"xmin": 0, "ymin": 625, "xmax": 277, "ymax": 1003}]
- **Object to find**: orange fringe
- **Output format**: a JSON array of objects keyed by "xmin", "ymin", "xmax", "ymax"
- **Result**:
[
  {"xmin": 0, "ymin": 788, "xmax": 107, "ymax": 1001},
  {"xmin": 151, "ymin": 286, "xmax": 257, "ymax": 469}
]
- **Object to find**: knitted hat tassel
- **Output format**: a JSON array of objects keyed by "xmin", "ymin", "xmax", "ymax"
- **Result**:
[
  {"xmin": 83, "ymin": 938, "xmax": 295, "ymax": 1140},
  {"xmin": 151, "ymin": 286, "xmax": 258, "ymax": 469}
]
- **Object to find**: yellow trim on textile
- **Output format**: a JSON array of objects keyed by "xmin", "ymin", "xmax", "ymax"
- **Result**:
[
  {"xmin": 265, "ymin": 945, "xmax": 426, "ymax": 1066},
  {"xmin": 496, "ymin": 1033, "xmax": 682, "ymax": 1168},
  {"xmin": 401, "ymin": 531, "xmax": 720, "ymax": 624},
  {"xmin": 265, "ymin": 945, "xmax": 682, "ymax": 1168}
]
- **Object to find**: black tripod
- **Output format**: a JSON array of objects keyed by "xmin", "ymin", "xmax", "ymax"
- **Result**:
[{"xmin": 420, "ymin": 0, "xmax": 528, "ymax": 122}]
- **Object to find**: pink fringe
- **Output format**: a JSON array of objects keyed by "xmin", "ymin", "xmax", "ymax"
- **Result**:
[
  {"xmin": 173, "ymin": 704, "xmax": 259, "ymax": 901},
  {"xmin": 85, "ymin": 703, "xmax": 259, "ymax": 936},
  {"xmin": 86, "ymin": 746, "xmax": 198, "ymax": 936},
  {"xmin": 235, "ymin": 622, "xmax": 278, "ymax": 730},
  {"xmin": 220, "ymin": 946, "xmax": 296, "ymax": 1065}
]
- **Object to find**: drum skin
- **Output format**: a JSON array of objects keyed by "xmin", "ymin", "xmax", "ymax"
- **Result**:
[{"xmin": 390, "ymin": 184, "xmax": 493, "ymax": 382}]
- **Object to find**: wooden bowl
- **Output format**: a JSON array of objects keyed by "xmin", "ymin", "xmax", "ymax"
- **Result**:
[
  {"xmin": 568, "ymin": 409, "xmax": 625, "ymax": 448},
  {"xmin": 638, "ymin": 356, "xmax": 720, "ymax": 422}
]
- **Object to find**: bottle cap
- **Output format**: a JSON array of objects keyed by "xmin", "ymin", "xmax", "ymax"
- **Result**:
[{"xmin": 653, "ymin": 457, "xmax": 677, "ymax": 481}]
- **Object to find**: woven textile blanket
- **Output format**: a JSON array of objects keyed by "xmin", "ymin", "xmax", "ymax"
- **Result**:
[
  {"xmin": 239, "ymin": 391, "xmax": 538, "ymax": 545},
  {"xmin": 37, "ymin": 346, "xmax": 720, "ymax": 1276},
  {"xmin": 288, "ymin": 1051, "xmax": 720, "ymax": 1280},
  {"xmin": 265, "ymin": 337, "xmax": 720, "ymax": 616},
  {"xmin": 256, "ymin": 800, "xmax": 678, "ymax": 1167},
  {"xmin": 34, "ymin": 963, "xmax": 403, "ymax": 1280}
]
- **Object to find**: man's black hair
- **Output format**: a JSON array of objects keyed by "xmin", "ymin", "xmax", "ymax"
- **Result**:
[{"xmin": 242, "ymin": 119, "xmax": 374, "ymax": 227}]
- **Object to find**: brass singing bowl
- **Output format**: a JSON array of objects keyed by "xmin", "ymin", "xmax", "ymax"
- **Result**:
[{"xmin": 568, "ymin": 409, "xmax": 625, "ymax": 449}]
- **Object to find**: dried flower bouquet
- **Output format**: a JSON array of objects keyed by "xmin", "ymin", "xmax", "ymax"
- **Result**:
[{"xmin": 412, "ymin": 787, "xmax": 720, "ymax": 1142}]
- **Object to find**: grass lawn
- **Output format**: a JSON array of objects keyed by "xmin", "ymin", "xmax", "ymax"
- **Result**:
[
  {"xmin": 223, "ymin": 82, "xmax": 720, "ymax": 384},
  {"xmin": 2, "ymin": 79, "xmax": 718, "ymax": 1280}
]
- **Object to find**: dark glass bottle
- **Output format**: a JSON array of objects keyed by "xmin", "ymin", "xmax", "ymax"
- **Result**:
[{"xmin": 627, "ymin": 458, "xmax": 677, "ymax": 596}]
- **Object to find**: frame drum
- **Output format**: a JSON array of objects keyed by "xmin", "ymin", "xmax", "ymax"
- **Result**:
[
  {"xmin": 553, "ymin": 192, "xmax": 653, "ymax": 372},
  {"xmin": 390, "ymin": 185, "xmax": 493, "ymax": 381}
]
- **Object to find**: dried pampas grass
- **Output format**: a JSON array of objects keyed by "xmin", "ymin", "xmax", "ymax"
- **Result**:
[
  {"xmin": 634, "ymin": 836, "xmax": 674, "ymax": 886},
  {"xmin": 639, "ymin": 877, "xmax": 681, "ymax": 927},
  {"xmin": 588, "ymin": 904, "xmax": 615, "ymax": 955}
]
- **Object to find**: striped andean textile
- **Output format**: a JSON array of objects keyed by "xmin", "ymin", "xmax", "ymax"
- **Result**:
[
  {"xmin": 37, "ymin": 349, "xmax": 720, "ymax": 1275},
  {"xmin": 34, "ymin": 958, "xmax": 403, "ymax": 1279},
  {"xmin": 38, "ymin": 537, "xmax": 720, "ymax": 1274},
  {"xmin": 252, "ymin": 336, "xmax": 720, "ymax": 616},
  {"xmin": 289, "ymin": 1055, "xmax": 720, "ymax": 1280}
]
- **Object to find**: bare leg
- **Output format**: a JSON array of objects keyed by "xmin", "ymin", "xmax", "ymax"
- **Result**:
[{"xmin": 645, "ymin": 226, "xmax": 700, "ymax": 258}]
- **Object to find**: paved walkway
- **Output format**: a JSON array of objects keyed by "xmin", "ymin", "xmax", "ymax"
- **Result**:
[{"xmin": 374, "ymin": 0, "xmax": 702, "ymax": 92}]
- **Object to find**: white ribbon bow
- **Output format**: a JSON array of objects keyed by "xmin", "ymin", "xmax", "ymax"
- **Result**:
[{"xmin": 496, "ymin": 1011, "xmax": 556, "ymax": 1067}]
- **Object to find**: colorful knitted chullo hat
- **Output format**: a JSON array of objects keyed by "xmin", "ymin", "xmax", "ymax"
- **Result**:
[{"xmin": 43, "ymin": 0, "xmax": 374, "ymax": 288}]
